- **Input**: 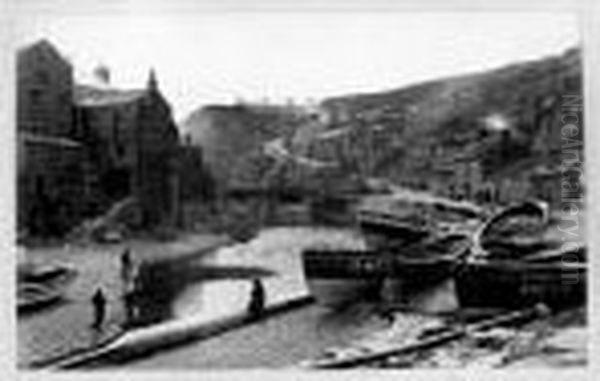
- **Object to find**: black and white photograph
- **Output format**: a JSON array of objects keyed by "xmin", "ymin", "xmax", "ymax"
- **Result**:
[{"xmin": 7, "ymin": 0, "xmax": 592, "ymax": 373}]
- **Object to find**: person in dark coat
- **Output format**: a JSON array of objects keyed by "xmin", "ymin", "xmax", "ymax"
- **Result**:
[
  {"xmin": 120, "ymin": 248, "xmax": 133, "ymax": 282},
  {"xmin": 247, "ymin": 278, "xmax": 265, "ymax": 319},
  {"xmin": 91, "ymin": 288, "xmax": 107, "ymax": 330}
]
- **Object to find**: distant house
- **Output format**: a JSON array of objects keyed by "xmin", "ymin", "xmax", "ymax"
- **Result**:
[
  {"xmin": 17, "ymin": 39, "xmax": 180, "ymax": 236},
  {"xmin": 429, "ymin": 150, "xmax": 484, "ymax": 201}
]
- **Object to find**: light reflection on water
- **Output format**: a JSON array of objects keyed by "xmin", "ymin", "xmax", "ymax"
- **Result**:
[
  {"xmin": 133, "ymin": 227, "xmax": 362, "ymax": 327},
  {"xmin": 173, "ymin": 280, "xmax": 250, "ymax": 320}
]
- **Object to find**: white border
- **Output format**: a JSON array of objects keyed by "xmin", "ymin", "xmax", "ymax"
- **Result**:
[{"xmin": 2, "ymin": 1, "xmax": 597, "ymax": 380}]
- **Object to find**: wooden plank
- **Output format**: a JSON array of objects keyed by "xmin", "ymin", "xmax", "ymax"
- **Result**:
[{"xmin": 305, "ymin": 306, "xmax": 543, "ymax": 369}]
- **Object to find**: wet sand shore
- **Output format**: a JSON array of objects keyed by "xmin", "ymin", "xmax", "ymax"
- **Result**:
[{"xmin": 18, "ymin": 233, "xmax": 229, "ymax": 367}]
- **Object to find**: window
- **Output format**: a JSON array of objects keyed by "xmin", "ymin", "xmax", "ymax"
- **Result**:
[
  {"xmin": 35, "ymin": 70, "xmax": 50, "ymax": 85},
  {"xmin": 30, "ymin": 89, "xmax": 43, "ymax": 105},
  {"xmin": 112, "ymin": 113, "xmax": 126, "ymax": 158},
  {"xmin": 34, "ymin": 176, "xmax": 45, "ymax": 196},
  {"xmin": 116, "ymin": 143, "xmax": 126, "ymax": 159},
  {"xmin": 59, "ymin": 91, "xmax": 71, "ymax": 106}
]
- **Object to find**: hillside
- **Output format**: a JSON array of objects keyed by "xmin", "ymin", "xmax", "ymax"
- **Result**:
[
  {"xmin": 292, "ymin": 46, "xmax": 582, "ymax": 201},
  {"xmin": 180, "ymin": 46, "xmax": 582, "ymax": 206}
]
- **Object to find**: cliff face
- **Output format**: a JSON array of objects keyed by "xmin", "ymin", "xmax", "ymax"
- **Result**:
[
  {"xmin": 291, "ymin": 47, "xmax": 583, "ymax": 204},
  {"xmin": 311, "ymin": 47, "xmax": 582, "ymax": 184},
  {"xmin": 180, "ymin": 47, "xmax": 582, "ymax": 203}
]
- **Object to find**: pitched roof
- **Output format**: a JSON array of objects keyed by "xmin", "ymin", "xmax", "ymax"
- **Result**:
[
  {"xmin": 74, "ymin": 84, "xmax": 147, "ymax": 107},
  {"xmin": 18, "ymin": 39, "xmax": 71, "ymax": 66}
]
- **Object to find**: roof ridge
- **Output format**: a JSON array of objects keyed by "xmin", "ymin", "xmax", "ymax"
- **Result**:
[
  {"xmin": 73, "ymin": 84, "xmax": 148, "ymax": 107},
  {"xmin": 18, "ymin": 39, "xmax": 70, "ymax": 64}
]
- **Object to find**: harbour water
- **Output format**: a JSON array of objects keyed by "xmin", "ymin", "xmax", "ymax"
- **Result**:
[
  {"xmin": 145, "ymin": 227, "xmax": 366, "ymax": 324},
  {"xmin": 109, "ymin": 227, "xmax": 452, "ymax": 368}
]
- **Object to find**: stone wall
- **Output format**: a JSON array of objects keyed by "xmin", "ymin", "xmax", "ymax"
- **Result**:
[
  {"xmin": 17, "ymin": 40, "xmax": 182, "ymax": 237},
  {"xmin": 17, "ymin": 134, "xmax": 86, "ymax": 236}
]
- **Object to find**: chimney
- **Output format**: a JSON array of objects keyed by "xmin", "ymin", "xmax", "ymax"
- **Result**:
[
  {"xmin": 93, "ymin": 65, "xmax": 110, "ymax": 86},
  {"xmin": 147, "ymin": 68, "xmax": 158, "ymax": 92}
]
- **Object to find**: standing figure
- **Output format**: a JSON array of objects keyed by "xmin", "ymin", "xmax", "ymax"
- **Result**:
[
  {"xmin": 120, "ymin": 248, "xmax": 133, "ymax": 283},
  {"xmin": 124, "ymin": 289, "xmax": 137, "ymax": 328},
  {"xmin": 91, "ymin": 288, "xmax": 107, "ymax": 330},
  {"xmin": 247, "ymin": 278, "xmax": 265, "ymax": 319},
  {"xmin": 123, "ymin": 257, "xmax": 142, "ymax": 328}
]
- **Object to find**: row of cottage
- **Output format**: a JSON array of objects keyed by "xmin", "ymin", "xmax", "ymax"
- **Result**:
[
  {"xmin": 309, "ymin": 100, "xmax": 565, "ymax": 209},
  {"xmin": 17, "ymin": 39, "xmax": 186, "ymax": 237}
]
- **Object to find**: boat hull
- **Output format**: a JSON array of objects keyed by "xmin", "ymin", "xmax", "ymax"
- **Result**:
[
  {"xmin": 302, "ymin": 249, "xmax": 383, "ymax": 308},
  {"xmin": 302, "ymin": 248, "xmax": 463, "ymax": 309},
  {"xmin": 454, "ymin": 260, "xmax": 587, "ymax": 309},
  {"xmin": 305, "ymin": 278, "xmax": 382, "ymax": 308},
  {"xmin": 391, "ymin": 256, "xmax": 457, "ymax": 285},
  {"xmin": 382, "ymin": 256, "xmax": 460, "ymax": 312},
  {"xmin": 17, "ymin": 265, "xmax": 77, "ymax": 313}
]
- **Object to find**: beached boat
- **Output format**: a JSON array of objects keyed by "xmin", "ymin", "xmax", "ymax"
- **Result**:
[
  {"xmin": 357, "ymin": 190, "xmax": 485, "ymax": 251},
  {"xmin": 381, "ymin": 233, "xmax": 472, "ymax": 312},
  {"xmin": 303, "ymin": 190, "xmax": 486, "ymax": 309},
  {"xmin": 388, "ymin": 234, "xmax": 471, "ymax": 287},
  {"xmin": 17, "ymin": 263, "xmax": 77, "ymax": 313},
  {"xmin": 302, "ymin": 235, "xmax": 473, "ymax": 310},
  {"xmin": 355, "ymin": 191, "xmax": 483, "ymax": 310},
  {"xmin": 455, "ymin": 201, "xmax": 587, "ymax": 309},
  {"xmin": 454, "ymin": 257, "xmax": 587, "ymax": 309}
]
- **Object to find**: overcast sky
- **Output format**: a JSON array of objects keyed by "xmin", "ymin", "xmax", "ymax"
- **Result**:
[{"xmin": 11, "ymin": 1, "xmax": 580, "ymax": 120}]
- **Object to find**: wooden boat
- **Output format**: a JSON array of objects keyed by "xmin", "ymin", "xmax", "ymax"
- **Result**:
[
  {"xmin": 454, "ymin": 258, "xmax": 587, "ymax": 309},
  {"xmin": 389, "ymin": 234, "xmax": 471, "ymax": 285},
  {"xmin": 303, "ymin": 190, "xmax": 486, "ymax": 309},
  {"xmin": 357, "ymin": 191, "xmax": 485, "ymax": 251},
  {"xmin": 357, "ymin": 212, "xmax": 430, "ymax": 251},
  {"xmin": 302, "ymin": 233, "xmax": 472, "ymax": 309},
  {"xmin": 455, "ymin": 201, "xmax": 587, "ymax": 309},
  {"xmin": 382, "ymin": 234, "xmax": 471, "ymax": 312},
  {"xmin": 301, "ymin": 249, "xmax": 384, "ymax": 308},
  {"xmin": 17, "ymin": 263, "xmax": 77, "ymax": 313},
  {"xmin": 18, "ymin": 283, "xmax": 64, "ymax": 312}
]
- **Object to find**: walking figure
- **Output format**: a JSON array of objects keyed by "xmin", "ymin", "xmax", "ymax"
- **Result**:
[
  {"xmin": 120, "ymin": 248, "xmax": 133, "ymax": 282},
  {"xmin": 247, "ymin": 278, "xmax": 265, "ymax": 319},
  {"xmin": 91, "ymin": 288, "xmax": 107, "ymax": 330}
]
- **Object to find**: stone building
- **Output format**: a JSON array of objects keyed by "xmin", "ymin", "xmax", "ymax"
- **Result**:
[
  {"xmin": 17, "ymin": 132, "xmax": 86, "ymax": 236},
  {"xmin": 17, "ymin": 40, "xmax": 74, "ymax": 137},
  {"xmin": 73, "ymin": 71, "xmax": 180, "ymax": 226},
  {"xmin": 17, "ymin": 39, "xmax": 180, "ymax": 236},
  {"xmin": 16, "ymin": 40, "xmax": 83, "ymax": 236}
]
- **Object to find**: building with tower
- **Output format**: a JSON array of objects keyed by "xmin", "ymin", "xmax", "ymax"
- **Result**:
[
  {"xmin": 17, "ymin": 39, "xmax": 180, "ymax": 236},
  {"xmin": 73, "ymin": 67, "xmax": 180, "ymax": 226}
]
